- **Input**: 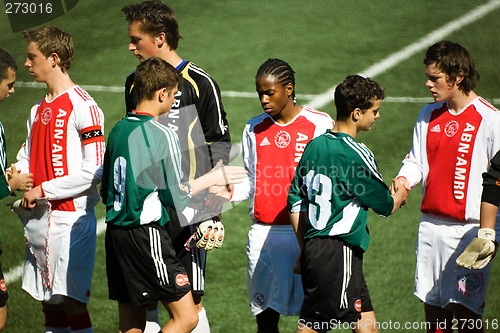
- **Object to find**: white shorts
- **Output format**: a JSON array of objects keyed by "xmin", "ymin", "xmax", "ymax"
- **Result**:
[
  {"xmin": 22, "ymin": 209, "xmax": 96, "ymax": 303},
  {"xmin": 414, "ymin": 214, "xmax": 500, "ymax": 315},
  {"xmin": 247, "ymin": 223, "xmax": 303, "ymax": 316}
]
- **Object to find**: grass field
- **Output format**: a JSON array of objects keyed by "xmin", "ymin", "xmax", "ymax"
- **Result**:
[{"xmin": 1, "ymin": 0, "xmax": 500, "ymax": 332}]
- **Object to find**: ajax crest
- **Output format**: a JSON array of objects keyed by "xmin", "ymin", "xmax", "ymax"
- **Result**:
[{"xmin": 274, "ymin": 130, "xmax": 291, "ymax": 148}]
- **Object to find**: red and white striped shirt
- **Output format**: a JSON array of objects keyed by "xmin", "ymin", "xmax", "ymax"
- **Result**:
[
  {"xmin": 398, "ymin": 97, "xmax": 500, "ymax": 222},
  {"xmin": 15, "ymin": 86, "xmax": 105, "ymax": 212},
  {"xmin": 232, "ymin": 107, "xmax": 333, "ymax": 225}
]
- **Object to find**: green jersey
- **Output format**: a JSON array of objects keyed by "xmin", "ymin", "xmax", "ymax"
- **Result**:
[
  {"xmin": 101, "ymin": 113, "xmax": 191, "ymax": 228},
  {"xmin": 288, "ymin": 131, "xmax": 393, "ymax": 251}
]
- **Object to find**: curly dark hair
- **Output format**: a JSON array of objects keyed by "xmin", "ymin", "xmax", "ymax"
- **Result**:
[{"xmin": 334, "ymin": 75, "xmax": 384, "ymax": 120}]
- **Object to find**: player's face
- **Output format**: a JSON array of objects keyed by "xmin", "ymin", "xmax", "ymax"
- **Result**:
[
  {"xmin": 256, "ymin": 75, "xmax": 293, "ymax": 120},
  {"xmin": 425, "ymin": 63, "xmax": 459, "ymax": 102},
  {"xmin": 0, "ymin": 67, "xmax": 16, "ymax": 103},
  {"xmin": 357, "ymin": 98, "xmax": 381, "ymax": 131},
  {"xmin": 128, "ymin": 21, "xmax": 160, "ymax": 62},
  {"xmin": 24, "ymin": 42, "xmax": 53, "ymax": 83}
]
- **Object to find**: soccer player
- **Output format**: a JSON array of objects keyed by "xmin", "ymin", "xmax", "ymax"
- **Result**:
[
  {"xmin": 395, "ymin": 41, "xmax": 500, "ymax": 333},
  {"xmin": 16, "ymin": 26, "xmax": 105, "ymax": 333},
  {"xmin": 0, "ymin": 48, "xmax": 33, "ymax": 332},
  {"xmin": 101, "ymin": 56, "xmax": 246, "ymax": 333},
  {"xmin": 288, "ymin": 74, "xmax": 408, "ymax": 333},
  {"xmin": 121, "ymin": 2, "xmax": 231, "ymax": 331},
  {"xmin": 457, "ymin": 149, "xmax": 500, "ymax": 269},
  {"xmin": 230, "ymin": 58, "xmax": 333, "ymax": 333}
]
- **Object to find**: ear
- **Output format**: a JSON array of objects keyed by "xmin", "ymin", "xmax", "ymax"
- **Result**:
[
  {"xmin": 455, "ymin": 71, "xmax": 465, "ymax": 86},
  {"xmin": 352, "ymin": 108, "xmax": 362, "ymax": 121},
  {"xmin": 285, "ymin": 82, "xmax": 294, "ymax": 98},
  {"xmin": 155, "ymin": 32, "xmax": 167, "ymax": 48},
  {"xmin": 49, "ymin": 53, "xmax": 60, "ymax": 68}
]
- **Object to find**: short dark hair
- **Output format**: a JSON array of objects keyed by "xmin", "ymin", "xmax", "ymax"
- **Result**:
[
  {"xmin": 134, "ymin": 56, "xmax": 182, "ymax": 102},
  {"xmin": 122, "ymin": 0, "xmax": 182, "ymax": 50},
  {"xmin": 22, "ymin": 25, "xmax": 74, "ymax": 72},
  {"xmin": 424, "ymin": 41, "xmax": 479, "ymax": 94},
  {"xmin": 256, "ymin": 58, "xmax": 296, "ymax": 102},
  {"xmin": 334, "ymin": 75, "xmax": 384, "ymax": 120},
  {"xmin": 0, "ymin": 48, "xmax": 17, "ymax": 81}
]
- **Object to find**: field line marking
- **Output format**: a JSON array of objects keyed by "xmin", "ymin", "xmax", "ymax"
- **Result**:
[
  {"xmin": 5, "ymin": 217, "xmax": 106, "ymax": 284},
  {"xmin": 307, "ymin": 0, "xmax": 500, "ymax": 109}
]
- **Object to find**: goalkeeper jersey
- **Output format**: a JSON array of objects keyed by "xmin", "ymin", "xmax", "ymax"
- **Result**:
[
  {"xmin": 101, "ymin": 113, "xmax": 192, "ymax": 228},
  {"xmin": 125, "ymin": 60, "xmax": 231, "ymax": 182},
  {"xmin": 482, "ymin": 149, "xmax": 500, "ymax": 207},
  {"xmin": 288, "ymin": 131, "xmax": 394, "ymax": 252}
]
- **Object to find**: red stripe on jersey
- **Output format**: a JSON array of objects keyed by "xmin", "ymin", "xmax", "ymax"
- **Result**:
[
  {"xmin": 74, "ymin": 86, "xmax": 91, "ymax": 101},
  {"xmin": 253, "ymin": 114, "xmax": 321, "ymax": 224},
  {"xmin": 422, "ymin": 104, "xmax": 483, "ymax": 221},
  {"xmin": 30, "ymin": 93, "xmax": 76, "ymax": 211}
]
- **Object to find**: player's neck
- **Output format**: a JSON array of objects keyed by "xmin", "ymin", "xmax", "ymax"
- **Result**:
[
  {"xmin": 135, "ymin": 100, "xmax": 161, "ymax": 119},
  {"xmin": 332, "ymin": 121, "xmax": 357, "ymax": 138},
  {"xmin": 273, "ymin": 104, "xmax": 302, "ymax": 124},
  {"xmin": 45, "ymin": 71, "xmax": 75, "ymax": 100},
  {"xmin": 447, "ymin": 90, "xmax": 477, "ymax": 114},
  {"xmin": 157, "ymin": 49, "xmax": 183, "ymax": 69}
]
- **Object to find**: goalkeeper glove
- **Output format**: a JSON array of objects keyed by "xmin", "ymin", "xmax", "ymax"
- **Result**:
[
  {"xmin": 456, "ymin": 228, "xmax": 497, "ymax": 269},
  {"xmin": 191, "ymin": 218, "xmax": 225, "ymax": 251}
]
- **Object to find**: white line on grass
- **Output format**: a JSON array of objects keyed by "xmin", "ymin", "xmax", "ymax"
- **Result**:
[
  {"xmin": 7, "ymin": 1, "xmax": 500, "ymax": 284},
  {"xmin": 307, "ymin": 0, "xmax": 500, "ymax": 109}
]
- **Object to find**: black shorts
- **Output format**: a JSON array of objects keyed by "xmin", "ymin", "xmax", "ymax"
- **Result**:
[
  {"xmin": 0, "ymin": 263, "xmax": 8, "ymax": 308},
  {"xmin": 106, "ymin": 223, "xmax": 191, "ymax": 307},
  {"xmin": 164, "ymin": 205, "xmax": 207, "ymax": 296},
  {"xmin": 299, "ymin": 237, "xmax": 373, "ymax": 328}
]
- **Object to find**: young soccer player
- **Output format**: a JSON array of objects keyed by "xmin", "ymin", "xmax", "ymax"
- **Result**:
[
  {"xmin": 101, "ymin": 56, "xmax": 246, "ymax": 333},
  {"xmin": 230, "ymin": 58, "xmax": 333, "ymax": 333},
  {"xmin": 0, "ymin": 48, "xmax": 33, "ymax": 332},
  {"xmin": 121, "ymin": 2, "xmax": 232, "ymax": 331},
  {"xmin": 16, "ymin": 26, "xmax": 105, "ymax": 333},
  {"xmin": 288, "ymin": 74, "xmax": 408, "ymax": 333},
  {"xmin": 457, "ymin": 149, "xmax": 500, "ymax": 269},
  {"xmin": 395, "ymin": 41, "xmax": 500, "ymax": 332}
]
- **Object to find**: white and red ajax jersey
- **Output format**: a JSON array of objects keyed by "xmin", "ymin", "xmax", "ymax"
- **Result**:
[
  {"xmin": 16, "ymin": 86, "xmax": 105, "ymax": 212},
  {"xmin": 232, "ymin": 107, "xmax": 333, "ymax": 225},
  {"xmin": 398, "ymin": 97, "xmax": 500, "ymax": 222}
]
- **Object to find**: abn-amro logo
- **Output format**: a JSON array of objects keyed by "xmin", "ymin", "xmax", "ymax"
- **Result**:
[{"xmin": 4, "ymin": 0, "xmax": 79, "ymax": 32}]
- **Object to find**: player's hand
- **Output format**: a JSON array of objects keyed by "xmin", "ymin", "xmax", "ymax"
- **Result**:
[
  {"xmin": 209, "ymin": 160, "xmax": 247, "ymax": 186},
  {"xmin": 193, "ymin": 218, "xmax": 225, "ymax": 251},
  {"xmin": 456, "ymin": 228, "xmax": 497, "ymax": 269},
  {"xmin": 22, "ymin": 185, "xmax": 43, "ymax": 209},
  {"xmin": 7, "ymin": 164, "xmax": 33, "ymax": 192}
]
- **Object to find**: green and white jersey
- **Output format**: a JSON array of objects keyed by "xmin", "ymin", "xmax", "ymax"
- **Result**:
[
  {"xmin": 101, "ymin": 113, "xmax": 191, "ymax": 228},
  {"xmin": 288, "ymin": 131, "xmax": 393, "ymax": 252}
]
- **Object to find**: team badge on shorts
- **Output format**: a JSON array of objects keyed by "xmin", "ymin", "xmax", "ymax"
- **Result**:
[
  {"xmin": 457, "ymin": 272, "xmax": 484, "ymax": 297},
  {"xmin": 354, "ymin": 298, "xmax": 362, "ymax": 312},
  {"xmin": 175, "ymin": 274, "xmax": 190, "ymax": 287},
  {"xmin": 253, "ymin": 292, "xmax": 265, "ymax": 307}
]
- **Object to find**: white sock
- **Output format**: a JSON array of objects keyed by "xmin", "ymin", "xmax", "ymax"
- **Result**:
[
  {"xmin": 45, "ymin": 328, "xmax": 70, "ymax": 333},
  {"xmin": 144, "ymin": 308, "xmax": 161, "ymax": 333},
  {"xmin": 190, "ymin": 307, "xmax": 210, "ymax": 333}
]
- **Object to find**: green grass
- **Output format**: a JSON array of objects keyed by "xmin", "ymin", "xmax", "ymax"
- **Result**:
[{"xmin": 1, "ymin": 0, "xmax": 500, "ymax": 332}]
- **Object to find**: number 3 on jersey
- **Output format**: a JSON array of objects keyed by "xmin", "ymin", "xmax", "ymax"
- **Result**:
[
  {"xmin": 113, "ymin": 157, "xmax": 127, "ymax": 211},
  {"xmin": 304, "ymin": 170, "xmax": 332, "ymax": 230}
]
